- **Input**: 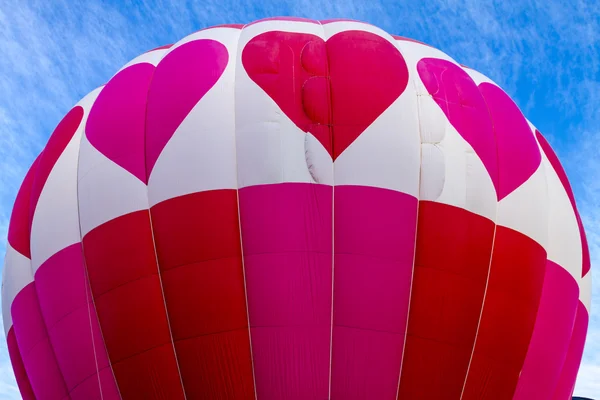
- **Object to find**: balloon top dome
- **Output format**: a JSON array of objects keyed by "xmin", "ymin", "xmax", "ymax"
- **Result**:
[{"xmin": 3, "ymin": 18, "xmax": 591, "ymax": 400}]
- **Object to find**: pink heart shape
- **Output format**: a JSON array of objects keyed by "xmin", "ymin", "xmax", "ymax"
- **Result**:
[
  {"xmin": 145, "ymin": 40, "xmax": 229, "ymax": 179},
  {"xmin": 242, "ymin": 30, "xmax": 409, "ymax": 160},
  {"xmin": 87, "ymin": 63, "xmax": 155, "ymax": 184},
  {"xmin": 87, "ymin": 40, "xmax": 228, "ymax": 184},
  {"xmin": 417, "ymin": 58, "xmax": 541, "ymax": 200}
]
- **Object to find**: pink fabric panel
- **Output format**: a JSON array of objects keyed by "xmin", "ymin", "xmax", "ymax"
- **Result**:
[
  {"xmin": 86, "ymin": 63, "xmax": 155, "ymax": 184},
  {"xmin": 11, "ymin": 282, "xmax": 68, "ymax": 399},
  {"xmin": 478, "ymin": 82, "xmax": 541, "ymax": 200},
  {"xmin": 331, "ymin": 185, "xmax": 418, "ymax": 400},
  {"xmin": 34, "ymin": 242, "xmax": 118, "ymax": 398},
  {"xmin": 238, "ymin": 183, "xmax": 332, "ymax": 400},
  {"xmin": 552, "ymin": 301, "xmax": 589, "ymax": 400},
  {"xmin": 7, "ymin": 156, "xmax": 39, "ymax": 259},
  {"xmin": 417, "ymin": 58, "xmax": 498, "ymax": 196},
  {"xmin": 6, "ymin": 328, "xmax": 35, "ymax": 400},
  {"xmin": 512, "ymin": 260, "xmax": 579, "ymax": 399},
  {"xmin": 418, "ymin": 59, "xmax": 541, "ymax": 202}
]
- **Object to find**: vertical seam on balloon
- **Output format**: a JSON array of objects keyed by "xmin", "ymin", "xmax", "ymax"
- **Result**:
[
  {"xmin": 527, "ymin": 127, "xmax": 564, "ymax": 398},
  {"xmin": 458, "ymin": 78, "xmax": 500, "ymax": 400},
  {"xmin": 394, "ymin": 46, "xmax": 422, "ymax": 398},
  {"xmin": 142, "ymin": 53, "xmax": 188, "ymax": 400},
  {"xmin": 235, "ymin": 23, "xmax": 259, "ymax": 400},
  {"xmin": 72, "ymin": 117, "xmax": 104, "ymax": 400},
  {"xmin": 82, "ymin": 253, "xmax": 103, "ymax": 400},
  {"xmin": 28, "ymin": 143, "xmax": 71, "ymax": 399},
  {"xmin": 320, "ymin": 19, "xmax": 336, "ymax": 400},
  {"xmin": 76, "ymin": 92, "xmax": 122, "ymax": 399}
]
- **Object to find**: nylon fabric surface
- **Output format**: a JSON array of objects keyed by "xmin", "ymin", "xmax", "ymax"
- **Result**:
[{"xmin": 1, "ymin": 18, "xmax": 591, "ymax": 400}]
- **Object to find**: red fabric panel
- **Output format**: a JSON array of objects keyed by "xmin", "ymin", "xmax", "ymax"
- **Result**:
[
  {"xmin": 398, "ymin": 201, "xmax": 495, "ymax": 399},
  {"xmin": 461, "ymin": 226, "xmax": 546, "ymax": 399},
  {"xmin": 150, "ymin": 190, "xmax": 255, "ymax": 399},
  {"xmin": 174, "ymin": 329, "xmax": 254, "ymax": 399},
  {"xmin": 83, "ymin": 210, "xmax": 184, "ymax": 400},
  {"xmin": 69, "ymin": 366, "xmax": 119, "ymax": 400},
  {"xmin": 7, "ymin": 328, "xmax": 35, "ymax": 400},
  {"xmin": 110, "ymin": 343, "xmax": 183, "ymax": 398},
  {"xmin": 242, "ymin": 30, "xmax": 408, "ymax": 161}
]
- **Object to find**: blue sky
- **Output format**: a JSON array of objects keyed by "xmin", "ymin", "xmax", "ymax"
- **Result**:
[{"xmin": 0, "ymin": 0, "xmax": 598, "ymax": 398}]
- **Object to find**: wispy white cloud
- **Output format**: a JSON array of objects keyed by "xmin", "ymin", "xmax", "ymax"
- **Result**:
[{"xmin": 0, "ymin": 0, "xmax": 598, "ymax": 398}]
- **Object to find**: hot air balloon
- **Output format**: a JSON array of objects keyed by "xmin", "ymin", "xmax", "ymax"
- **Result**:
[{"xmin": 1, "ymin": 17, "xmax": 591, "ymax": 400}]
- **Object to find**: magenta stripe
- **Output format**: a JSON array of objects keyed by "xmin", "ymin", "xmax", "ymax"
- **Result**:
[
  {"xmin": 512, "ymin": 260, "xmax": 579, "ymax": 399},
  {"xmin": 34, "ymin": 243, "xmax": 119, "ymax": 398},
  {"xmin": 331, "ymin": 185, "xmax": 417, "ymax": 400},
  {"xmin": 238, "ymin": 183, "xmax": 332, "ymax": 400},
  {"xmin": 6, "ymin": 328, "xmax": 35, "ymax": 400},
  {"xmin": 552, "ymin": 301, "xmax": 589, "ymax": 400},
  {"xmin": 11, "ymin": 282, "xmax": 68, "ymax": 399}
]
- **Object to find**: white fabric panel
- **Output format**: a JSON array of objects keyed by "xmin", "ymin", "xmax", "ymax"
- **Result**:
[
  {"xmin": 394, "ymin": 39, "xmax": 457, "ymax": 97},
  {"xmin": 333, "ymin": 92, "xmax": 421, "ymax": 196},
  {"xmin": 235, "ymin": 20, "xmax": 330, "ymax": 188},
  {"xmin": 414, "ymin": 96, "xmax": 496, "ymax": 220},
  {"xmin": 396, "ymin": 35, "xmax": 496, "ymax": 219},
  {"xmin": 148, "ymin": 28, "xmax": 241, "ymax": 206},
  {"xmin": 322, "ymin": 22, "xmax": 420, "ymax": 195},
  {"xmin": 240, "ymin": 19, "xmax": 324, "ymax": 39},
  {"xmin": 163, "ymin": 25, "xmax": 241, "ymax": 53},
  {"xmin": 114, "ymin": 48, "xmax": 169, "ymax": 76},
  {"xmin": 528, "ymin": 119, "xmax": 584, "ymax": 283},
  {"xmin": 77, "ymin": 134, "xmax": 149, "ymax": 236},
  {"xmin": 305, "ymin": 133, "xmax": 334, "ymax": 184},
  {"xmin": 321, "ymin": 20, "xmax": 396, "ymax": 43},
  {"xmin": 417, "ymin": 93, "xmax": 447, "ymax": 145},
  {"xmin": 418, "ymin": 143, "xmax": 444, "ymax": 200},
  {"xmin": 29, "ymin": 89, "xmax": 101, "ymax": 272},
  {"xmin": 497, "ymin": 162, "xmax": 549, "ymax": 248},
  {"xmin": 580, "ymin": 272, "xmax": 592, "ymax": 313},
  {"xmin": 1, "ymin": 245, "xmax": 33, "ymax": 335},
  {"xmin": 463, "ymin": 68, "xmax": 498, "ymax": 86},
  {"xmin": 433, "ymin": 123, "xmax": 497, "ymax": 221},
  {"xmin": 540, "ymin": 145, "xmax": 582, "ymax": 281}
]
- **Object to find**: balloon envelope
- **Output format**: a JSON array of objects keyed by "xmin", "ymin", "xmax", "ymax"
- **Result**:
[{"xmin": 2, "ymin": 18, "xmax": 591, "ymax": 400}]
